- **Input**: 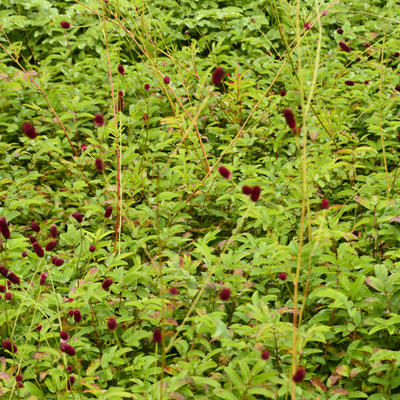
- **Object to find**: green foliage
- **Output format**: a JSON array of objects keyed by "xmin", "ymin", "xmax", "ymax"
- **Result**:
[{"xmin": 0, "ymin": 0, "xmax": 400, "ymax": 398}]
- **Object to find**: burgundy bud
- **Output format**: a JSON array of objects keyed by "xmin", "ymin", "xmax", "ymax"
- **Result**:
[
  {"xmin": 280, "ymin": 89, "xmax": 287, "ymax": 97},
  {"xmin": 67, "ymin": 375, "xmax": 75, "ymax": 389},
  {"xmin": 32, "ymin": 242, "xmax": 44, "ymax": 258},
  {"xmin": 107, "ymin": 316, "xmax": 117, "ymax": 331},
  {"xmin": 60, "ymin": 331, "xmax": 69, "ymax": 340},
  {"xmin": 49, "ymin": 224, "xmax": 58, "ymax": 238},
  {"xmin": 102, "ymin": 278, "xmax": 113, "ymax": 290},
  {"xmin": 321, "ymin": 198, "xmax": 329, "ymax": 209},
  {"xmin": 60, "ymin": 21, "xmax": 71, "ymax": 29},
  {"xmin": 104, "ymin": 205, "xmax": 112, "ymax": 218},
  {"xmin": 212, "ymin": 67, "xmax": 225, "ymax": 85},
  {"xmin": 71, "ymin": 212, "xmax": 83, "ymax": 223},
  {"xmin": 393, "ymin": 52, "xmax": 399, "ymax": 58},
  {"xmin": 0, "ymin": 217, "xmax": 11, "ymax": 239},
  {"xmin": 218, "ymin": 165, "xmax": 232, "ymax": 179},
  {"xmin": 242, "ymin": 185, "xmax": 253, "ymax": 195},
  {"xmin": 336, "ymin": 27, "xmax": 343, "ymax": 34},
  {"xmin": 22, "ymin": 122, "xmax": 38, "ymax": 139},
  {"xmin": 144, "ymin": 83, "xmax": 150, "ymax": 90},
  {"xmin": 2, "ymin": 340, "xmax": 17, "ymax": 353},
  {"xmin": 117, "ymin": 64, "xmax": 125, "ymax": 75},
  {"xmin": 95, "ymin": 158, "xmax": 105, "ymax": 171},
  {"xmin": 279, "ymin": 272, "xmax": 287, "ymax": 281},
  {"xmin": 21, "ymin": 251, "xmax": 28, "ymax": 258},
  {"xmin": 68, "ymin": 310, "xmax": 74, "ymax": 317},
  {"xmin": 345, "ymin": 80, "xmax": 355, "ymax": 86},
  {"xmin": 250, "ymin": 186, "xmax": 261, "ymax": 202},
  {"xmin": 142, "ymin": 113, "xmax": 149, "ymax": 122},
  {"xmin": 36, "ymin": 324, "xmax": 42, "ymax": 331},
  {"xmin": 89, "ymin": 244, "xmax": 96, "ymax": 252},
  {"xmin": 66, "ymin": 365, "xmax": 73, "ymax": 373},
  {"xmin": 304, "ymin": 22, "xmax": 311, "ymax": 30},
  {"xmin": 60, "ymin": 342, "xmax": 76, "ymax": 356},
  {"xmin": 94, "ymin": 113, "xmax": 105, "ymax": 127},
  {"xmin": 339, "ymin": 41, "xmax": 351, "ymax": 52},
  {"xmin": 5, "ymin": 292, "xmax": 12, "ymax": 301},
  {"xmin": 219, "ymin": 287, "xmax": 231, "ymax": 301},
  {"xmin": 0, "ymin": 265, "xmax": 8, "ymax": 277},
  {"xmin": 261, "ymin": 350, "xmax": 270, "ymax": 360},
  {"xmin": 55, "ymin": 258, "xmax": 64, "ymax": 266},
  {"xmin": 0, "ymin": 285, "xmax": 5, "ymax": 293},
  {"xmin": 118, "ymin": 91, "xmax": 123, "ymax": 112},
  {"xmin": 45, "ymin": 241, "xmax": 57, "ymax": 251},
  {"xmin": 8, "ymin": 272, "xmax": 20, "ymax": 285},
  {"xmin": 31, "ymin": 222, "xmax": 40, "ymax": 232},
  {"xmin": 293, "ymin": 366, "xmax": 306, "ymax": 383},
  {"xmin": 169, "ymin": 287, "xmax": 179, "ymax": 295},
  {"xmin": 73, "ymin": 309, "xmax": 82, "ymax": 323},
  {"xmin": 15, "ymin": 374, "xmax": 23, "ymax": 382},
  {"xmin": 29, "ymin": 236, "xmax": 37, "ymax": 244},
  {"xmin": 81, "ymin": 144, "xmax": 87, "ymax": 152},
  {"xmin": 39, "ymin": 273, "xmax": 48, "ymax": 285},
  {"xmin": 153, "ymin": 328, "xmax": 162, "ymax": 343},
  {"xmin": 283, "ymin": 108, "xmax": 296, "ymax": 130},
  {"xmin": 163, "ymin": 76, "xmax": 170, "ymax": 84}
]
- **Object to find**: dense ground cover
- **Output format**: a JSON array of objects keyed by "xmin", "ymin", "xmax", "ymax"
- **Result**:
[{"xmin": 0, "ymin": 0, "xmax": 400, "ymax": 398}]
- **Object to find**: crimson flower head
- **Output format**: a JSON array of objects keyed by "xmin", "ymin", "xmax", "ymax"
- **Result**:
[
  {"xmin": 394, "ymin": 52, "xmax": 399, "ymax": 58},
  {"xmin": 280, "ymin": 89, "xmax": 287, "ymax": 97},
  {"xmin": 102, "ymin": 278, "xmax": 113, "ymax": 290},
  {"xmin": 345, "ymin": 80, "xmax": 355, "ymax": 86},
  {"xmin": 0, "ymin": 217, "xmax": 11, "ymax": 239},
  {"xmin": 321, "ymin": 198, "xmax": 329, "ymax": 209},
  {"xmin": 95, "ymin": 158, "xmax": 105, "ymax": 171},
  {"xmin": 68, "ymin": 310, "xmax": 74, "ymax": 317},
  {"xmin": 242, "ymin": 185, "xmax": 253, "ymax": 195},
  {"xmin": 81, "ymin": 144, "xmax": 87, "ymax": 152},
  {"xmin": 49, "ymin": 224, "xmax": 58, "ymax": 238},
  {"xmin": 279, "ymin": 272, "xmax": 287, "ymax": 281},
  {"xmin": 2, "ymin": 340, "xmax": 17, "ymax": 353},
  {"xmin": 31, "ymin": 222, "xmax": 40, "ymax": 232},
  {"xmin": 212, "ymin": 67, "xmax": 225, "ymax": 85},
  {"xmin": 67, "ymin": 375, "xmax": 75, "ymax": 389},
  {"xmin": 395, "ymin": 85, "xmax": 400, "ymax": 92},
  {"xmin": 5, "ymin": 292, "xmax": 12, "ymax": 301},
  {"xmin": 218, "ymin": 165, "xmax": 232, "ymax": 179},
  {"xmin": 72, "ymin": 212, "xmax": 83, "ymax": 223},
  {"xmin": 163, "ymin": 76, "xmax": 170, "ymax": 84},
  {"xmin": 283, "ymin": 108, "xmax": 296, "ymax": 130},
  {"xmin": 0, "ymin": 265, "xmax": 8, "ymax": 278},
  {"xmin": 60, "ymin": 331, "xmax": 69, "ymax": 340},
  {"xmin": 45, "ymin": 240, "xmax": 57, "ymax": 251},
  {"xmin": 104, "ymin": 205, "xmax": 112, "ymax": 218},
  {"xmin": 60, "ymin": 342, "xmax": 76, "ymax": 356},
  {"xmin": 8, "ymin": 272, "xmax": 20, "ymax": 285},
  {"xmin": 336, "ymin": 27, "xmax": 343, "ymax": 34},
  {"xmin": 107, "ymin": 316, "xmax": 117, "ymax": 331},
  {"xmin": 94, "ymin": 113, "xmax": 105, "ymax": 127},
  {"xmin": 89, "ymin": 244, "xmax": 96, "ymax": 252},
  {"xmin": 60, "ymin": 21, "xmax": 71, "ymax": 29},
  {"xmin": 36, "ymin": 324, "xmax": 42, "ymax": 331},
  {"xmin": 32, "ymin": 242, "xmax": 44, "ymax": 258},
  {"xmin": 144, "ymin": 83, "xmax": 150, "ymax": 90},
  {"xmin": 153, "ymin": 328, "xmax": 162, "ymax": 343},
  {"xmin": 23, "ymin": 122, "xmax": 38, "ymax": 139},
  {"xmin": 339, "ymin": 41, "xmax": 351, "ymax": 52},
  {"xmin": 39, "ymin": 273, "xmax": 48, "ymax": 285},
  {"xmin": 293, "ymin": 366, "xmax": 306, "ymax": 383},
  {"xmin": 66, "ymin": 365, "xmax": 73, "ymax": 373},
  {"xmin": 15, "ymin": 374, "xmax": 23, "ymax": 382},
  {"xmin": 118, "ymin": 64, "xmax": 125, "ymax": 75},
  {"xmin": 250, "ymin": 185, "xmax": 261, "ymax": 202},
  {"xmin": 29, "ymin": 236, "xmax": 37, "ymax": 244},
  {"xmin": 73, "ymin": 309, "xmax": 81, "ymax": 323},
  {"xmin": 21, "ymin": 251, "xmax": 27, "ymax": 258},
  {"xmin": 169, "ymin": 286, "xmax": 179, "ymax": 295},
  {"xmin": 261, "ymin": 350, "xmax": 270, "ymax": 360},
  {"xmin": 0, "ymin": 285, "xmax": 5, "ymax": 292},
  {"xmin": 219, "ymin": 287, "xmax": 231, "ymax": 301},
  {"xmin": 304, "ymin": 22, "xmax": 311, "ymax": 30}
]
